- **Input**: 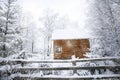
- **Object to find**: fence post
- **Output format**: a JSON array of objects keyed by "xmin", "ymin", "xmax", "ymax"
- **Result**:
[
  {"xmin": 21, "ymin": 52, "xmax": 25, "ymax": 67},
  {"xmin": 72, "ymin": 60, "xmax": 77, "ymax": 75},
  {"xmin": 0, "ymin": 71, "xmax": 1, "ymax": 80}
]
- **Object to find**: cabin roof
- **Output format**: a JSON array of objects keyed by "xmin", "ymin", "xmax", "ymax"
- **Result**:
[{"xmin": 52, "ymin": 29, "xmax": 93, "ymax": 40}]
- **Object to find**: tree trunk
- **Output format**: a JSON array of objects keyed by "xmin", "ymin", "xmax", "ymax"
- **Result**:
[
  {"xmin": 32, "ymin": 40, "xmax": 34, "ymax": 53},
  {"xmin": 3, "ymin": 6, "xmax": 9, "ymax": 57}
]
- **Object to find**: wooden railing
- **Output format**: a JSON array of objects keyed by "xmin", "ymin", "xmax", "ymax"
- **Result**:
[{"xmin": 0, "ymin": 57, "xmax": 120, "ymax": 80}]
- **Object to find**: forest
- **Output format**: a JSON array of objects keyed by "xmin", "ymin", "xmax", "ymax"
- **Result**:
[{"xmin": 0, "ymin": 0, "xmax": 120, "ymax": 80}]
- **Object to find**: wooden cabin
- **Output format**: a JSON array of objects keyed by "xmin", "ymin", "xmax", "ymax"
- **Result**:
[{"xmin": 52, "ymin": 29, "xmax": 91, "ymax": 59}]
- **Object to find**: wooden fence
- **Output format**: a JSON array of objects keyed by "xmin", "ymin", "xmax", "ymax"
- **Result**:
[{"xmin": 0, "ymin": 57, "xmax": 120, "ymax": 80}]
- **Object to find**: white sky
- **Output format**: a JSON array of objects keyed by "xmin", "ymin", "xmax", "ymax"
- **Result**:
[{"xmin": 18, "ymin": 0, "xmax": 88, "ymax": 27}]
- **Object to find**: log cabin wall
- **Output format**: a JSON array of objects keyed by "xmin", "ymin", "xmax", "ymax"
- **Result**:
[{"xmin": 54, "ymin": 39, "xmax": 90, "ymax": 59}]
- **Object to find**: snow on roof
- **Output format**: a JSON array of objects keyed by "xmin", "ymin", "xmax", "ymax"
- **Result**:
[{"xmin": 52, "ymin": 29, "xmax": 93, "ymax": 40}]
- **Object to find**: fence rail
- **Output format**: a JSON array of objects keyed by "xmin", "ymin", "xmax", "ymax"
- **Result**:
[
  {"xmin": 16, "ymin": 65, "xmax": 120, "ymax": 71},
  {"xmin": 14, "ymin": 74, "xmax": 120, "ymax": 80},
  {"xmin": 1, "ymin": 57, "xmax": 120, "ymax": 63}
]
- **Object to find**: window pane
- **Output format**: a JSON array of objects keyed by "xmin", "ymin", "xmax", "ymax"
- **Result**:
[{"xmin": 56, "ymin": 46, "xmax": 62, "ymax": 53}]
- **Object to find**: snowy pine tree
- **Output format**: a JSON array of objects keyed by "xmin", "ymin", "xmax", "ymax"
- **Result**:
[
  {"xmin": 0, "ymin": 0, "xmax": 23, "ymax": 58},
  {"xmin": 87, "ymin": 0, "xmax": 120, "ymax": 57},
  {"xmin": 0, "ymin": 0, "xmax": 25, "ymax": 79}
]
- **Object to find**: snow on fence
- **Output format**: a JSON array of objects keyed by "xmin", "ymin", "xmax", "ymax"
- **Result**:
[
  {"xmin": 1, "ymin": 57, "xmax": 120, "ymax": 63},
  {"xmin": 0, "ymin": 57, "xmax": 120, "ymax": 80},
  {"xmin": 16, "ymin": 65, "xmax": 120, "ymax": 71}
]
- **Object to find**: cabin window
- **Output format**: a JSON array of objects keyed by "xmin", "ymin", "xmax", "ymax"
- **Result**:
[{"xmin": 56, "ymin": 46, "xmax": 62, "ymax": 53}]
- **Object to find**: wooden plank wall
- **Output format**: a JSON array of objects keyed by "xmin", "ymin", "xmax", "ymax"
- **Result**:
[{"xmin": 54, "ymin": 39, "xmax": 90, "ymax": 59}]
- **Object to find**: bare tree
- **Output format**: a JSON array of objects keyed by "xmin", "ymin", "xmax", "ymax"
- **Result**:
[
  {"xmin": 39, "ymin": 9, "xmax": 67, "ymax": 59},
  {"xmin": 20, "ymin": 13, "xmax": 39, "ymax": 53}
]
